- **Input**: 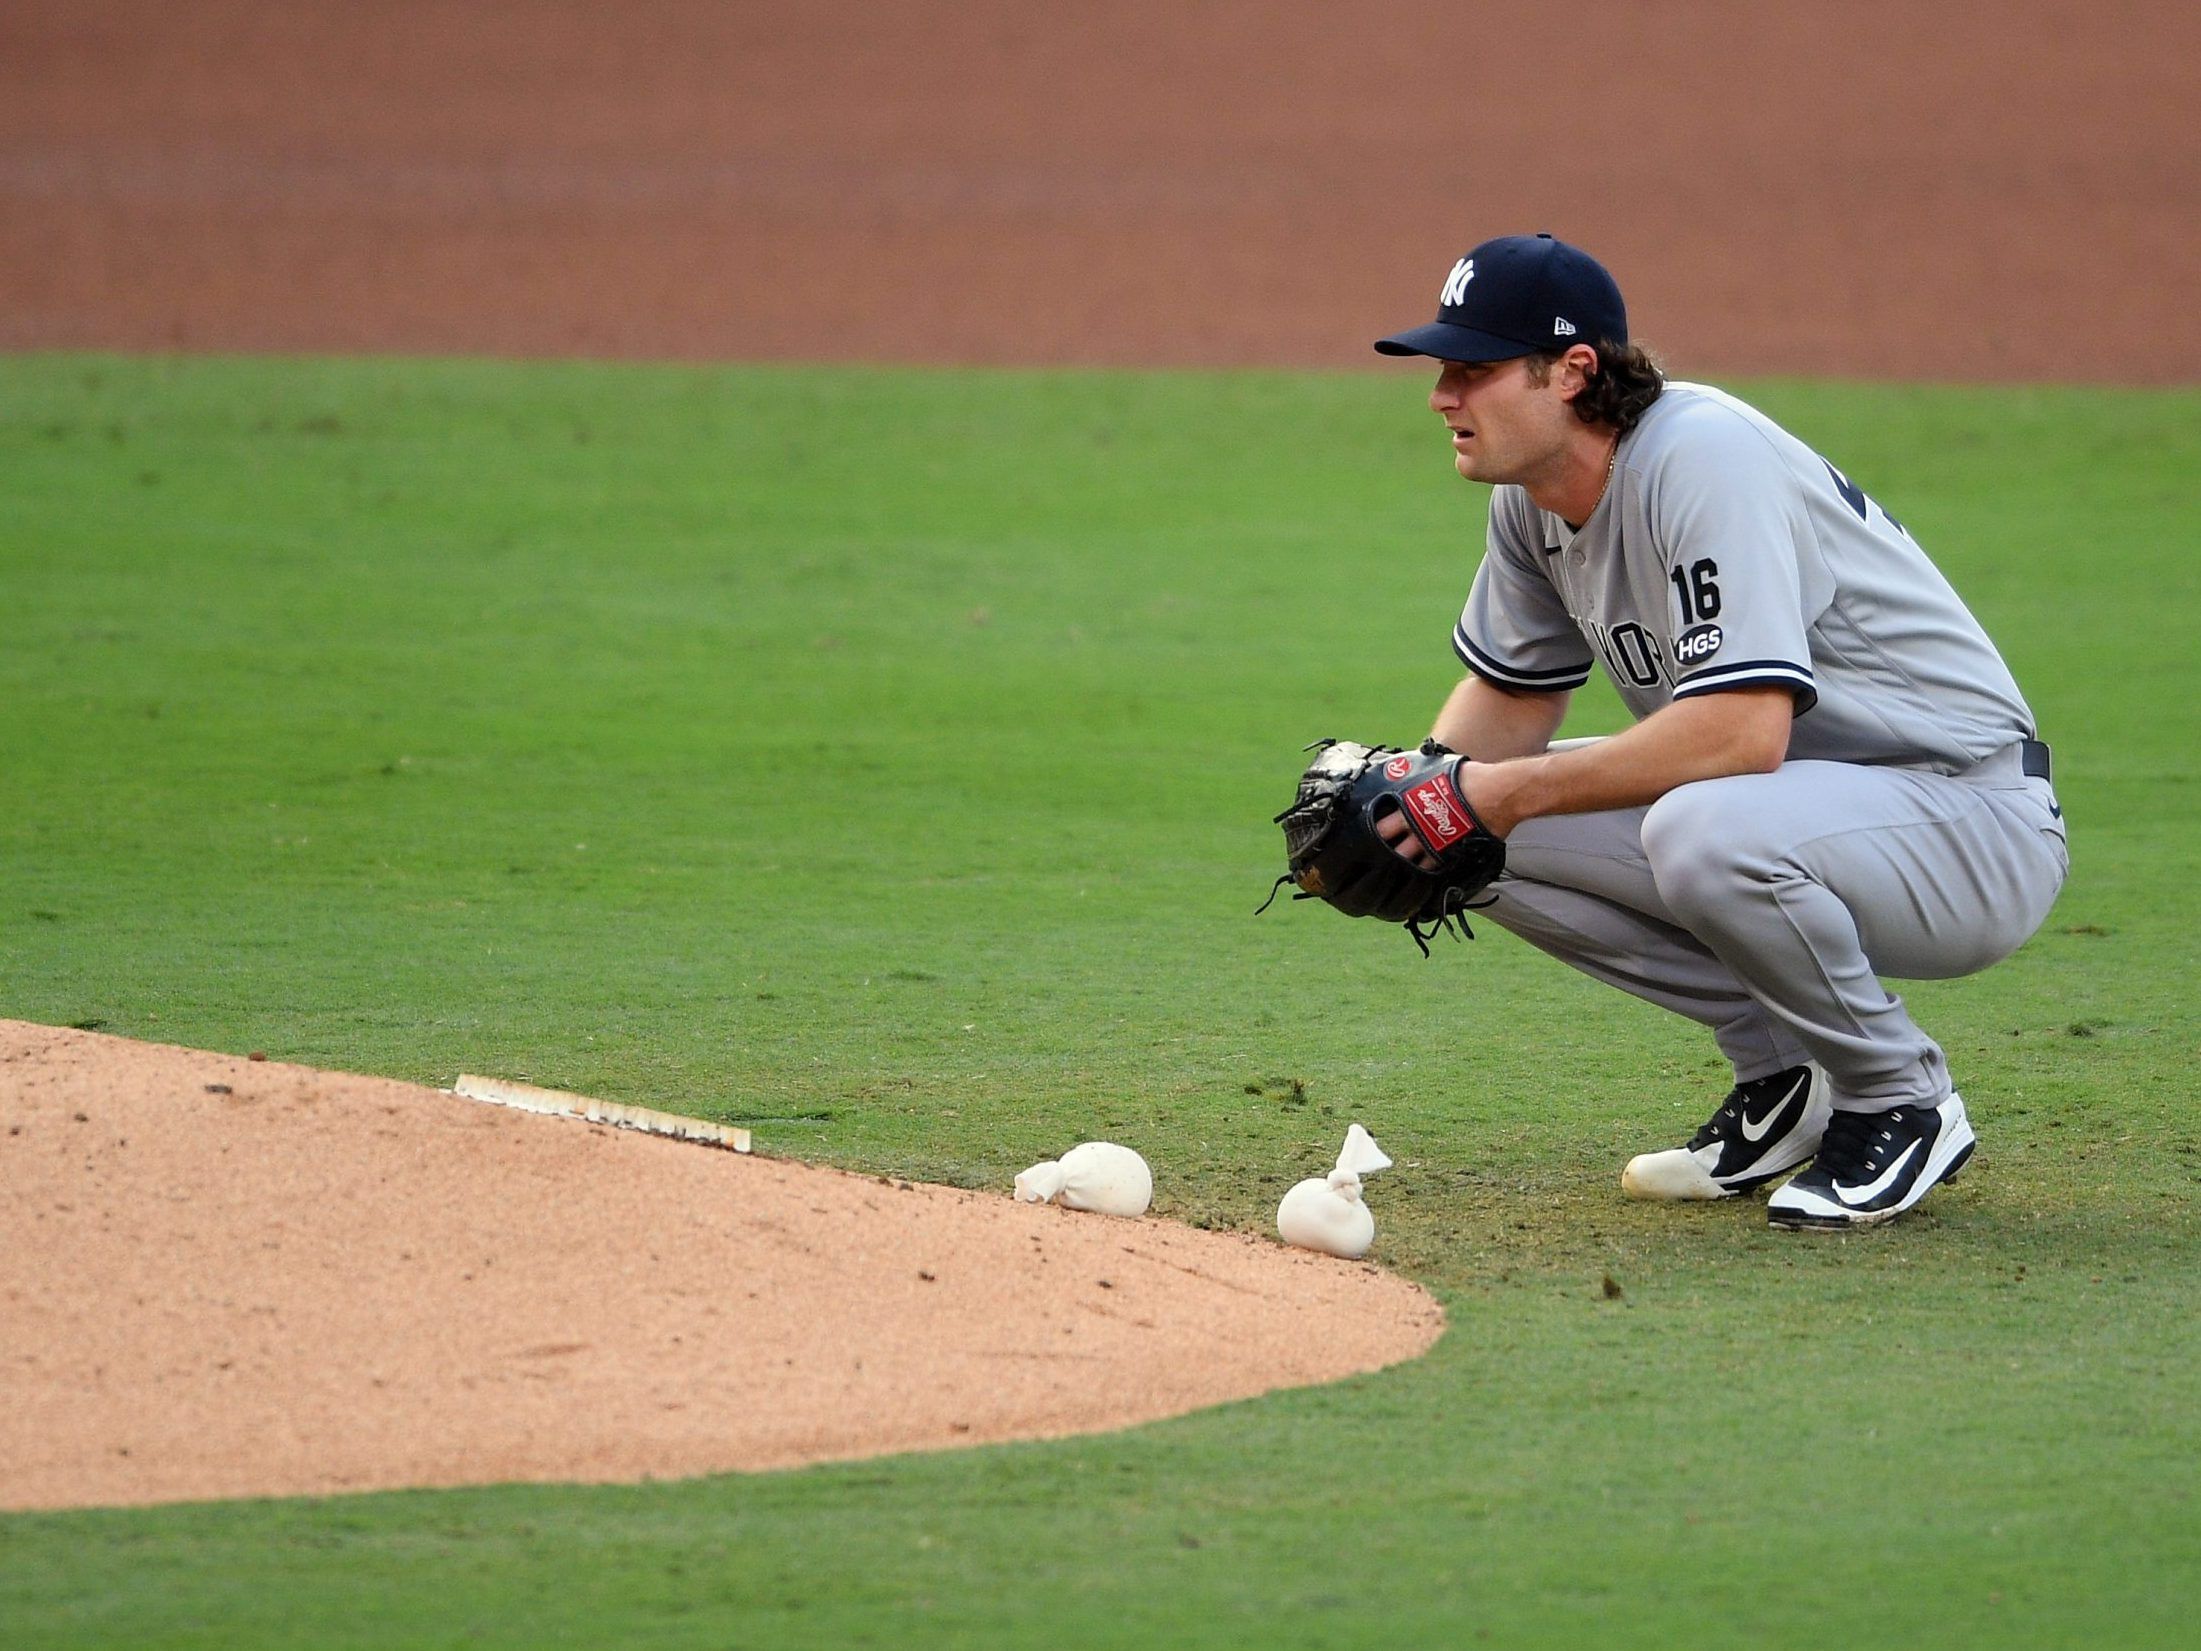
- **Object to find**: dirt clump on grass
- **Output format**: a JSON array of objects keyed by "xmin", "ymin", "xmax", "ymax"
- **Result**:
[{"xmin": 0, "ymin": 1019, "xmax": 1442, "ymax": 1512}]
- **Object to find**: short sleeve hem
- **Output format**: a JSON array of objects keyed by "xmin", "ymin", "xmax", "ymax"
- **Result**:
[
  {"xmin": 1672, "ymin": 657, "xmax": 1820, "ymax": 715},
  {"xmin": 1453, "ymin": 624, "xmax": 1593, "ymax": 693}
]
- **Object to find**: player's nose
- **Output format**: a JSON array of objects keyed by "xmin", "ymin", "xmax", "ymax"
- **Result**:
[{"xmin": 1429, "ymin": 363, "xmax": 1465, "ymax": 413}]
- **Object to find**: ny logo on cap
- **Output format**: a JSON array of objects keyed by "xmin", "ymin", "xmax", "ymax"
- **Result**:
[{"xmin": 1440, "ymin": 257, "xmax": 1476, "ymax": 308}]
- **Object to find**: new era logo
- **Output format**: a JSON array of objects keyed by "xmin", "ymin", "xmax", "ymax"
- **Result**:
[
  {"xmin": 1440, "ymin": 258, "xmax": 1476, "ymax": 307},
  {"xmin": 1553, "ymin": 317, "xmax": 1578, "ymax": 337}
]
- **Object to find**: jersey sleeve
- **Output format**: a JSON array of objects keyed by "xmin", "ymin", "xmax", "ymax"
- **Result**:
[
  {"xmin": 1453, "ymin": 490, "xmax": 1594, "ymax": 693},
  {"xmin": 1646, "ymin": 418, "xmax": 1823, "ymax": 713}
]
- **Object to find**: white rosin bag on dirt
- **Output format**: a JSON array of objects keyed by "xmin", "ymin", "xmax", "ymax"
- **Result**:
[
  {"xmin": 1276, "ymin": 1124, "xmax": 1393, "ymax": 1258},
  {"xmin": 1014, "ymin": 1141, "xmax": 1153, "ymax": 1217}
]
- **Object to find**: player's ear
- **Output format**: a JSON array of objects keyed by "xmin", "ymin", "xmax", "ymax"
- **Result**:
[{"xmin": 1556, "ymin": 344, "xmax": 1601, "ymax": 400}]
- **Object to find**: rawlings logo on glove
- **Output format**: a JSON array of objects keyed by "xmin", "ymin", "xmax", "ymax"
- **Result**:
[
  {"xmin": 1258, "ymin": 738, "xmax": 1507, "ymax": 954},
  {"xmin": 1404, "ymin": 776, "xmax": 1470, "ymax": 847}
]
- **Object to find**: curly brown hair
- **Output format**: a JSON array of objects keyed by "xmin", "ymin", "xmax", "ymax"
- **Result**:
[{"xmin": 1522, "ymin": 340, "xmax": 1666, "ymax": 436}]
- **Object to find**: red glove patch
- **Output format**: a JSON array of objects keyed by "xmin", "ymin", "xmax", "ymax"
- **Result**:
[{"xmin": 1403, "ymin": 775, "xmax": 1473, "ymax": 851}]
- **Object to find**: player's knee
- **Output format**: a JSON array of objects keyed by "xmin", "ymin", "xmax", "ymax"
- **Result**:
[{"xmin": 1641, "ymin": 778, "xmax": 1772, "ymax": 918}]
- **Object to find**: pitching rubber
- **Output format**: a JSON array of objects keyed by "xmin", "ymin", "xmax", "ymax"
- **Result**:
[{"xmin": 451, "ymin": 1073, "xmax": 751, "ymax": 1152}]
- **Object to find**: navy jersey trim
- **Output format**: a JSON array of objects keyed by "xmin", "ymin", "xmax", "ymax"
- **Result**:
[
  {"xmin": 1673, "ymin": 657, "xmax": 1820, "ymax": 714},
  {"xmin": 1453, "ymin": 625, "xmax": 1593, "ymax": 692}
]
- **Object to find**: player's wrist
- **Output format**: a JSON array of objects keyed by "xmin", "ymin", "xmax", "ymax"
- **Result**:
[{"xmin": 1456, "ymin": 757, "xmax": 1536, "ymax": 839}]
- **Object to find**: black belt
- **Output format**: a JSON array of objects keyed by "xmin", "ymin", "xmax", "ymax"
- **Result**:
[{"xmin": 2021, "ymin": 739, "xmax": 2052, "ymax": 783}]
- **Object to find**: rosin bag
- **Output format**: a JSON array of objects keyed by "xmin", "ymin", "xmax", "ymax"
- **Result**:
[
  {"xmin": 1013, "ymin": 1141, "xmax": 1154, "ymax": 1217},
  {"xmin": 1276, "ymin": 1123, "xmax": 1394, "ymax": 1258}
]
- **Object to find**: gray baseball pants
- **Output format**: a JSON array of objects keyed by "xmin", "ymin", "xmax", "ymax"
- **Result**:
[{"xmin": 1477, "ymin": 743, "xmax": 2069, "ymax": 1112}]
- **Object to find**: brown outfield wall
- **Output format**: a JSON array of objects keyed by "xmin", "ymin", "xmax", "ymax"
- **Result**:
[{"xmin": 2, "ymin": 1, "xmax": 2195, "ymax": 382}]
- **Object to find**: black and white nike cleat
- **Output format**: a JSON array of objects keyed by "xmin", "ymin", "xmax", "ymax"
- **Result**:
[
  {"xmin": 1765, "ymin": 1095, "xmax": 1977, "ymax": 1230},
  {"xmin": 1621, "ymin": 1063, "xmax": 1829, "ymax": 1201}
]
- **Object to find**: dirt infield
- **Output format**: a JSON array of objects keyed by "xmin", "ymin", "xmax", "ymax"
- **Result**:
[
  {"xmin": 0, "ymin": 1021, "xmax": 1441, "ymax": 1512},
  {"xmin": 3, "ymin": 1, "xmax": 2195, "ymax": 381}
]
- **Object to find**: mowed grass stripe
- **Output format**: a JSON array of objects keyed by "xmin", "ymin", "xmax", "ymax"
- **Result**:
[{"xmin": 0, "ymin": 356, "xmax": 2195, "ymax": 1649}]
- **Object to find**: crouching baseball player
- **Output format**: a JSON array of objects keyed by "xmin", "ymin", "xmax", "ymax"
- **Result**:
[{"xmin": 1270, "ymin": 233, "xmax": 2067, "ymax": 1230}]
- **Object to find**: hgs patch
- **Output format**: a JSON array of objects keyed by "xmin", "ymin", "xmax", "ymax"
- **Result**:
[{"xmin": 1674, "ymin": 623, "xmax": 1724, "ymax": 668}]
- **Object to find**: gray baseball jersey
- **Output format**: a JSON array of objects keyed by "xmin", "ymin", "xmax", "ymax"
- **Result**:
[{"xmin": 1454, "ymin": 382, "xmax": 2037, "ymax": 772}]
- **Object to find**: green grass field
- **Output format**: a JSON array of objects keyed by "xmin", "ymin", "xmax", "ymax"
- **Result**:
[{"xmin": 2, "ymin": 355, "xmax": 2196, "ymax": 1648}]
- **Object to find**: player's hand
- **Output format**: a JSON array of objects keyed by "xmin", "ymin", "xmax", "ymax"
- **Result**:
[
  {"xmin": 1376, "ymin": 807, "xmax": 1434, "ymax": 868},
  {"xmin": 1377, "ymin": 760, "xmax": 1518, "ymax": 866}
]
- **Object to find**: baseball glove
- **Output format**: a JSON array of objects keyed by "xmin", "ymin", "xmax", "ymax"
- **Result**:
[{"xmin": 1258, "ymin": 738, "xmax": 1506, "ymax": 954}]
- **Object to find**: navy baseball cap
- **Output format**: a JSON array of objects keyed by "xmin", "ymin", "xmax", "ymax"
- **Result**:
[{"xmin": 1375, "ymin": 233, "xmax": 1627, "ymax": 361}]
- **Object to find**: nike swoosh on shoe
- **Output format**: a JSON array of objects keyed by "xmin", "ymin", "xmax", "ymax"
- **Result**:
[
  {"xmin": 1738, "ymin": 1070, "xmax": 1810, "ymax": 1143},
  {"xmin": 1831, "ymin": 1138, "xmax": 1922, "ymax": 1205}
]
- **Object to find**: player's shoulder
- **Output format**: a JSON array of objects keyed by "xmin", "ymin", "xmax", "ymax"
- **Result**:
[
  {"xmin": 1626, "ymin": 381, "xmax": 1812, "ymax": 504},
  {"xmin": 1627, "ymin": 381, "xmax": 1793, "ymax": 465}
]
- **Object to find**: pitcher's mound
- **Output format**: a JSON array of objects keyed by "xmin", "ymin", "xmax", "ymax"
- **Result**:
[{"xmin": 0, "ymin": 1020, "xmax": 1442, "ymax": 1511}]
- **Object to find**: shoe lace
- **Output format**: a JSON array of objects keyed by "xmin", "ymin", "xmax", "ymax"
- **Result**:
[
  {"xmin": 1813, "ymin": 1109, "xmax": 1905, "ymax": 1182},
  {"xmin": 1685, "ymin": 1096, "xmax": 1742, "ymax": 1152}
]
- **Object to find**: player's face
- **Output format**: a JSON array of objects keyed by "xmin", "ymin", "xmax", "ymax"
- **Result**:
[{"xmin": 1428, "ymin": 356, "xmax": 1574, "ymax": 485}]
